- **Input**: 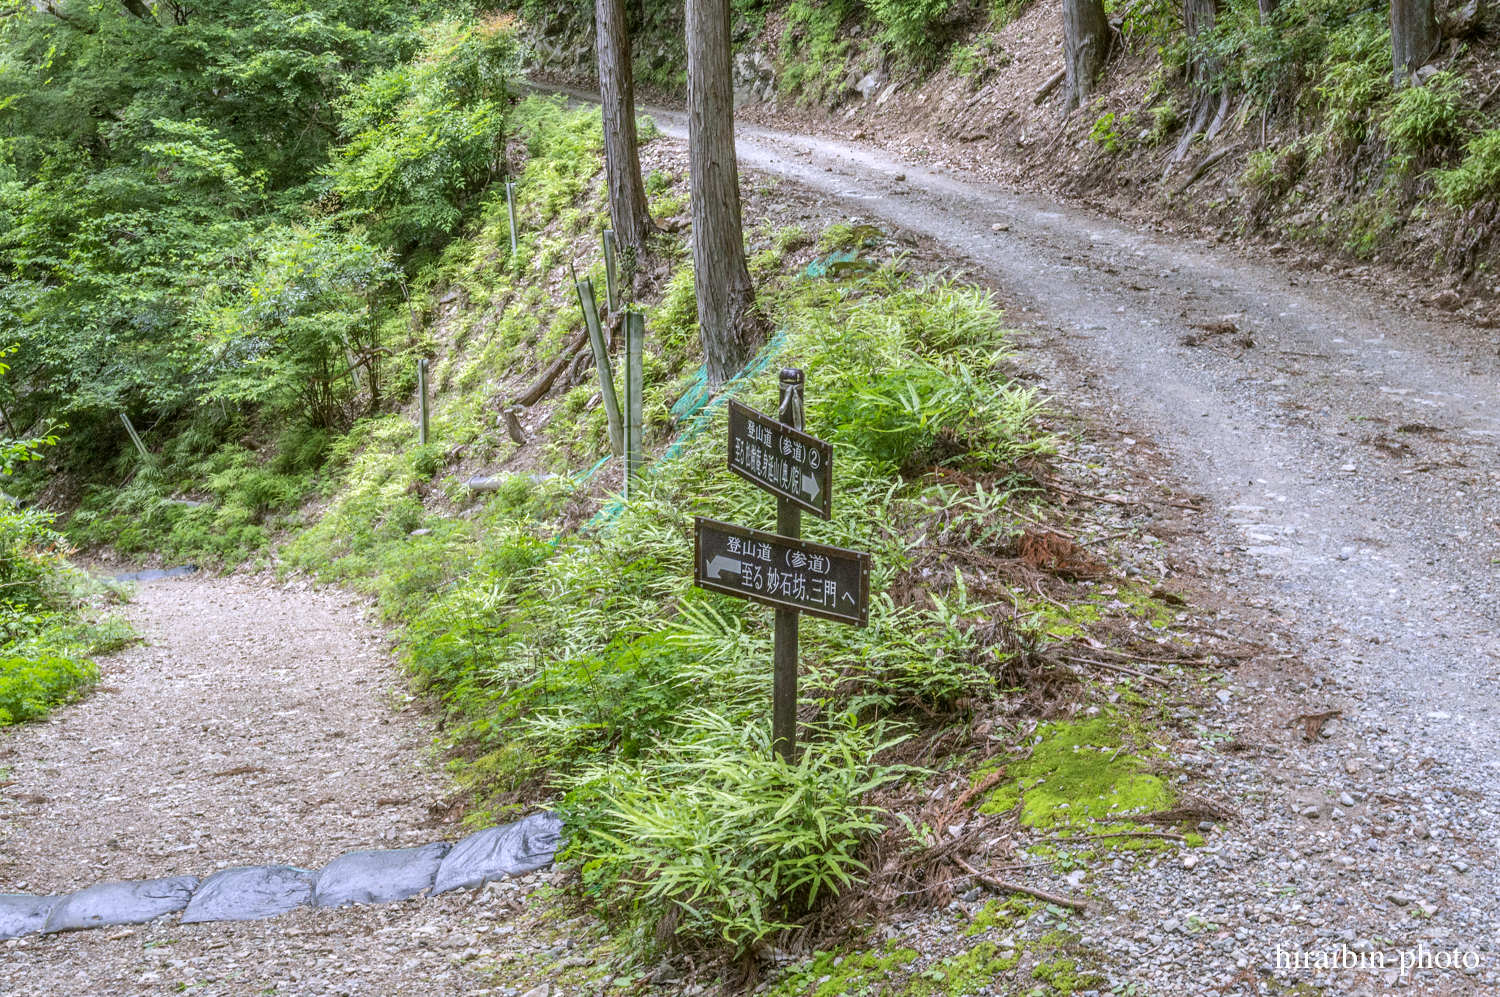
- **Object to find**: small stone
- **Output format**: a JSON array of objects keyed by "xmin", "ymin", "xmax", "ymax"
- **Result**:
[
  {"xmin": 1182, "ymin": 856, "xmax": 1198, "ymax": 870},
  {"xmin": 1339, "ymin": 792, "xmax": 1356, "ymax": 807},
  {"xmin": 1339, "ymin": 464, "xmax": 1356, "ymax": 473},
  {"xmin": 1215, "ymin": 690, "xmax": 1231, "ymax": 704},
  {"xmin": 1331, "ymin": 806, "xmax": 1345, "ymax": 819},
  {"xmin": 1197, "ymin": 821, "xmax": 1214, "ymax": 832},
  {"xmin": 1388, "ymin": 893, "xmax": 1413, "ymax": 906},
  {"xmin": 991, "ymin": 223, "xmax": 1009, "ymax": 232},
  {"xmin": 851, "ymin": 129, "xmax": 866, "ymax": 139},
  {"xmin": 409, "ymin": 528, "xmax": 431, "ymax": 537},
  {"xmin": 1454, "ymin": 860, "xmax": 1471, "ymax": 873},
  {"xmin": 1412, "ymin": 822, "xmax": 1431, "ymax": 840}
]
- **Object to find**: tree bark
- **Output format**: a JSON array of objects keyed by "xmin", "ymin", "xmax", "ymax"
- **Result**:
[
  {"xmin": 1257, "ymin": 0, "xmax": 1279, "ymax": 22},
  {"xmin": 1391, "ymin": 0, "xmax": 1440, "ymax": 86},
  {"xmin": 686, "ymin": 0, "xmax": 761, "ymax": 387},
  {"xmin": 1062, "ymin": 0, "xmax": 1110, "ymax": 113},
  {"xmin": 1171, "ymin": 0, "xmax": 1222, "ymax": 162},
  {"xmin": 595, "ymin": 0, "xmax": 656, "ymax": 256}
]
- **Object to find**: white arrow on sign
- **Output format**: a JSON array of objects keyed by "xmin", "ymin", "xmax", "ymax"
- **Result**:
[
  {"xmin": 802, "ymin": 472, "xmax": 821, "ymax": 501},
  {"xmin": 704, "ymin": 555, "xmax": 742, "ymax": 580}
]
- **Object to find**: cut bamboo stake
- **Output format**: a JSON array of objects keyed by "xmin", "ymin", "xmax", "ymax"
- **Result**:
[
  {"xmin": 417, "ymin": 358, "xmax": 430, "ymax": 446},
  {"xmin": 577, "ymin": 279, "xmax": 623, "ymax": 457},
  {"xmin": 505, "ymin": 182, "xmax": 519, "ymax": 258},
  {"xmin": 623, "ymin": 311, "xmax": 644, "ymax": 496},
  {"xmin": 119, "ymin": 413, "xmax": 148, "ymax": 458},
  {"xmin": 602, "ymin": 229, "xmax": 620, "ymax": 313}
]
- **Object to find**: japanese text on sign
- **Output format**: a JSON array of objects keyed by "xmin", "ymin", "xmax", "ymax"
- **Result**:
[
  {"xmin": 694, "ymin": 517, "xmax": 868, "ymax": 626},
  {"xmin": 726, "ymin": 400, "xmax": 833, "ymax": 519}
]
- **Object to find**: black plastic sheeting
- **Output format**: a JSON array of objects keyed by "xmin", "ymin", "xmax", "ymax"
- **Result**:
[
  {"xmin": 310, "ymin": 842, "xmax": 452, "ymax": 908},
  {"xmin": 42, "ymin": 876, "xmax": 200, "ymax": 933},
  {"xmin": 8, "ymin": 813, "xmax": 564, "ymax": 938},
  {"xmin": 181, "ymin": 865, "xmax": 316, "ymax": 924},
  {"xmin": 0, "ymin": 895, "xmax": 60, "ymax": 940},
  {"xmin": 434, "ymin": 813, "xmax": 563, "ymax": 894}
]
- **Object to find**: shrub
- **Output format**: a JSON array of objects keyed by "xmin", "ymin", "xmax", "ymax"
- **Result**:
[
  {"xmin": 1435, "ymin": 129, "xmax": 1500, "ymax": 209},
  {"xmin": 0, "ymin": 651, "xmax": 96, "ymax": 725},
  {"xmin": 1382, "ymin": 71, "xmax": 1466, "ymax": 168},
  {"xmin": 567, "ymin": 713, "xmax": 907, "ymax": 956}
]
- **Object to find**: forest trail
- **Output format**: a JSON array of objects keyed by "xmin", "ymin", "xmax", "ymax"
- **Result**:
[
  {"xmin": 630, "ymin": 98, "xmax": 1500, "ymax": 758},
  {"xmin": 0, "ymin": 576, "xmax": 540, "ymax": 996}
]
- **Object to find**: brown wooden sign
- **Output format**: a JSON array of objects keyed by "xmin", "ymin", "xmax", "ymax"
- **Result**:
[
  {"xmin": 726, "ymin": 399, "xmax": 833, "ymax": 520},
  {"xmin": 693, "ymin": 516, "xmax": 869, "ymax": 626}
]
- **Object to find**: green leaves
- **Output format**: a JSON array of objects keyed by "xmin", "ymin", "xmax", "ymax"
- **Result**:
[
  {"xmin": 569, "ymin": 712, "xmax": 908, "ymax": 954},
  {"xmin": 326, "ymin": 18, "xmax": 523, "ymax": 253}
]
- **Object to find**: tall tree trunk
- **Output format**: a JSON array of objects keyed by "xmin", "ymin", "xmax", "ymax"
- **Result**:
[
  {"xmin": 1257, "ymin": 0, "xmax": 1279, "ymax": 22},
  {"xmin": 1062, "ymin": 0, "xmax": 1110, "ymax": 113},
  {"xmin": 1391, "ymin": 0, "xmax": 1440, "ymax": 86},
  {"xmin": 686, "ymin": 0, "xmax": 760, "ymax": 386},
  {"xmin": 595, "ymin": 0, "xmax": 656, "ymax": 256},
  {"xmin": 1172, "ymin": 0, "xmax": 1222, "ymax": 162}
]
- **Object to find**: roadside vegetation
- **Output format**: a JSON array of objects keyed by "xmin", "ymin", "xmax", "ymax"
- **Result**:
[{"xmin": 0, "ymin": 2, "xmax": 1249, "ymax": 988}]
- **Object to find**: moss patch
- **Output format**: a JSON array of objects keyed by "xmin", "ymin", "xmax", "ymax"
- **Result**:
[{"xmin": 978, "ymin": 715, "xmax": 1172, "ymax": 828}]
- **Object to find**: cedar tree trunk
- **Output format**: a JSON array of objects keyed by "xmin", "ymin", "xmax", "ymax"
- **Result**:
[
  {"xmin": 595, "ymin": 0, "xmax": 656, "ymax": 255},
  {"xmin": 1063, "ymin": 0, "xmax": 1110, "ymax": 113},
  {"xmin": 1257, "ymin": 0, "xmax": 1279, "ymax": 22},
  {"xmin": 1391, "ymin": 0, "xmax": 1440, "ymax": 85},
  {"xmin": 686, "ymin": 0, "xmax": 760, "ymax": 386}
]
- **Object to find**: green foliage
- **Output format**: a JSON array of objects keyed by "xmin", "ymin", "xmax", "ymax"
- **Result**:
[
  {"xmin": 568, "ymin": 713, "xmax": 906, "ymax": 955},
  {"xmin": 778, "ymin": 0, "xmax": 860, "ymax": 105},
  {"xmin": 1090, "ymin": 112, "xmax": 1123, "ymax": 153},
  {"xmin": 327, "ymin": 18, "xmax": 524, "ymax": 253},
  {"xmin": 0, "ymin": 651, "xmax": 96, "ymax": 725},
  {"xmin": 1435, "ymin": 128, "xmax": 1500, "ymax": 208},
  {"xmin": 949, "ymin": 36, "xmax": 1010, "ymax": 89},
  {"xmin": 1382, "ymin": 71, "xmax": 1465, "ymax": 168},
  {"xmin": 868, "ymin": 0, "xmax": 953, "ymax": 61}
]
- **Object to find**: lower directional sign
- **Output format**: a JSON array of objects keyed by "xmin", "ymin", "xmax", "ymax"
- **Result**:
[{"xmin": 693, "ymin": 517, "xmax": 870, "ymax": 627}]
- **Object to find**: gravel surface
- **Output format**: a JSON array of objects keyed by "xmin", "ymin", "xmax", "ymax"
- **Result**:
[
  {"xmin": 617, "ymin": 105, "xmax": 1500, "ymax": 994},
  {"xmin": 0, "ymin": 575, "xmax": 598, "ymax": 995},
  {"xmin": 7, "ymin": 101, "xmax": 1500, "ymax": 993}
]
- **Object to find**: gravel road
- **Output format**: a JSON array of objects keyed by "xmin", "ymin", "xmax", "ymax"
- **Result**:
[
  {"xmin": 624, "ymin": 103, "xmax": 1500, "ymax": 994},
  {"xmin": 7, "ymin": 95, "xmax": 1500, "ymax": 994},
  {"xmin": 0, "ymin": 576, "xmax": 597, "ymax": 996}
]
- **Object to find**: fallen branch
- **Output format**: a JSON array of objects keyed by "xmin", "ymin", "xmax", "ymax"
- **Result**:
[
  {"xmin": 1033, "ymin": 68, "xmax": 1066, "ymax": 106},
  {"xmin": 1060, "ymin": 654, "xmax": 1171, "ymax": 687},
  {"xmin": 1045, "ymin": 482, "xmax": 1203, "ymax": 511},
  {"xmin": 1173, "ymin": 143, "xmax": 1243, "ymax": 195},
  {"xmin": 512, "ymin": 327, "xmax": 589, "ymax": 407},
  {"xmin": 955, "ymin": 857, "xmax": 1088, "ymax": 912}
]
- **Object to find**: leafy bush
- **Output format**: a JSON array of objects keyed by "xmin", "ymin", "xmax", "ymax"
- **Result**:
[
  {"xmin": 1435, "ymin": 129, "xmax": 1500, "ymax": 208},
  {"xmin": 328, "ymin": 17, "xmax": 524, "ymax": 253},
  {"xmin": 567, "ymin": 713, "xmax": 906, "ymax": 956},
  {"xmin": 1382, "ymin": 71, "xmax": 1466, "ymax": 168},
  {"xmin": 868, "ymin": 0, "xmax": 953, "ymax": 60},
  {"xmin": 0, "ymin": 651, "xmax": 96, "ymax": 725}
]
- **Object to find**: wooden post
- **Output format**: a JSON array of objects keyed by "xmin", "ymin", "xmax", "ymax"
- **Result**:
[
  {"xmin": 119, "ymin": 413, "xmax": 148, "ymax": 458},
  {"xmin": 602, "ymin": 229, "xmax": 620, "ymax": 313},
  {"xmin": 417, "ymin": 358, "xmax": 430, "ymax": 446},
  {"xmin": 506, "ymin": 182, "xmax": 519, "ymax": 258},
  {"xmin": 772, "ymin": 367, "xmax": 804, "ymax": 762},
  {"xmin": 577, "ymin": 279, "xmax": 623, "ymax": 457},
  {"xmin": 623, "ymin": 311, "xmax": 645, "ymax": 496}
]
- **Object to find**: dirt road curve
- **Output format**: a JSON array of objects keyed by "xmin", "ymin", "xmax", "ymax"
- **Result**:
[{"xmin": 634, "ymin": 101, "xmax": 1500, "ymax": 978}]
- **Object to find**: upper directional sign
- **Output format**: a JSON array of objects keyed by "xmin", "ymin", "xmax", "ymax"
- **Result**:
[
  {"xmin": 694, "ymin": 517, "xmax": 869, "ymax": 626},
  {"xmin": 727, "ymin": 399, "xmax": 833, "ymax": 520}
]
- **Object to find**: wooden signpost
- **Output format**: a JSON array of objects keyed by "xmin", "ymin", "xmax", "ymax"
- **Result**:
[
  {"xmin": 693, "ymin": 368, "xmax": 870, "ymax": 760},
  {"xmin": 417, "ymin": 358, "xmax": 430, "ymax": 446}
]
